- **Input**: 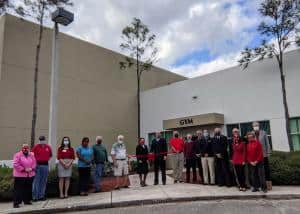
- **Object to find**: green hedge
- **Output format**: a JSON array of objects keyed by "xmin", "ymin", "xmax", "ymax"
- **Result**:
[{"xmin": 269, "ymin": 151, "xmax": 300, "ymax": 185}]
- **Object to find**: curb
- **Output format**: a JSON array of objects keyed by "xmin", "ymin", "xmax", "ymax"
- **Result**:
[{"xmin": 7, "ymin": 194, "xmax": 300, "ymax": 214}]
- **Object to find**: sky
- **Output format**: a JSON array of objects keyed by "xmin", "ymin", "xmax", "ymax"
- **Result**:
[{"xmin": 16, "ymin": 0, "xmax": 264, "ymax": 78}]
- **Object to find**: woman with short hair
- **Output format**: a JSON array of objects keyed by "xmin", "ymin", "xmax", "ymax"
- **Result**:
[
  {"xmin": 229, "ymin": 128, "xmax": 247, "ymax": 191},
  {"xmin": 12, "ymin": 144, "xmax": 36, "ymax": 208},
  {"xmin": 246, "ymin": 131, "xmax": 267, "ymax": 193},
  {"xmin": 57, "ymin": 136, "xmax": 75, "ymax": 198},
  {"xmin": 136, "ymin": 138, "xmax": 149, "ymax": 187},
  {"xmin": 76, "ymin": 137, "xmax": 93, "ymax": 196}
]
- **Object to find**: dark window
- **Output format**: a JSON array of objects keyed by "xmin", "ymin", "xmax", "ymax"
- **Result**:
[{"xmin": 290, "ymin": 118, "xmax": 300, "ymax": 151}]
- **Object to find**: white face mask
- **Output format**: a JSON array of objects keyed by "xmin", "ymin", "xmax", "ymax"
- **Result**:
[
  {"xmin": 39, "ymin": 140, "xmax": 46, "ymax": 144},
  {"xmin": 118, "ymin": 140, "xmax": 123, "ymax": 144},
  {"xmin": 203, "ymin": 133, "xmax": 209, "ymax": 137},
  {"xmin": 63, "ymin": 140, "xmax": 69, "ymax": 146},
  {"xmin": 253, "ymin": 126, "xmax": 259, "ymax": 131}
]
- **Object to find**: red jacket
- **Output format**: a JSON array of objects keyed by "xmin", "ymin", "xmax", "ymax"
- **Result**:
[
  {"xmin": 246, "ymin": 140, "xmax": 263, "ymax": 163},
  {"xmin": 184, "ymin": 141, "xmax": 195, "ymax": 159},
  {"xmin": 231, "ymin": 140, "xmax": 246, "ymax": 165},
  {"xmin": 170, "ymin": 138, "xmax": 184, "ymax": 153},
  {"xmin": 31, "ymin": 144, "xmax": 52, "ymax": 163}
]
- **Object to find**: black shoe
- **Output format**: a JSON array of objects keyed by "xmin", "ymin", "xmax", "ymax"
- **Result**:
[
  {"xmin": 262, "ymin": 188, "xmax": 268, "ymax": 193},
  {"xmin": 24, "ymin": 201, "xmax": 32, "ymax": 205},
  {"xmin": 252, "ymin": 188, "xmax": 259, "ymax": 192},
  {"xmin": 32, "ymin": 199, "xmax": 38, "ymax": 202},
  {"xmin": 39, "ymin": 198, "xmax": 47, "ymax": 201},
  {"xmin": 174, "ymin": 180, "xmax": 178, "ymax": 184},
  {"xmin": 154, "ymin": 182, "xmax": 158, "ymax": 185},
  {"xmin": 163, "ymin": 182, "xmax": 166, "ymax": 185},
  {"xmin": 13, "ymin": 204, "xmax": 20, "ymax": 208}
]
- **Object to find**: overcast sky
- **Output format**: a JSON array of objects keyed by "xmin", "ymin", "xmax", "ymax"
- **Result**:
[{"xmin": 18, "ymin": 0, "xmax": 264, "ymax": 78}]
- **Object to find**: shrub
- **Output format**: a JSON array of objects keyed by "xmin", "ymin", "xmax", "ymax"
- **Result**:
[
  {"xmin": 0, "ymin": 166, "xmax": 14, "ymax": 201},
  {"xmin": 270, "ymin": 151, "xmax": 300, "ymax": 185}
]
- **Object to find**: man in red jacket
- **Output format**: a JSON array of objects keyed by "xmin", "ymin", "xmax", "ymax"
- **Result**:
[
  {"xmin": 246, "ymin": 132, "xmax": 267, "ymax": 193},
  {"xmin": 170, "ymin": 131, "xmax": 184, "ymax": 183},
  {"xmin": 31, "ymin": 136, "xmax": 52, "ymax": 201}
]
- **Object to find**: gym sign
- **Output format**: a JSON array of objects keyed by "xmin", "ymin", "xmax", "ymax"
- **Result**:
[{"xmin": 163, "ymin": 113, "xmax": 224, "ymax": 129}]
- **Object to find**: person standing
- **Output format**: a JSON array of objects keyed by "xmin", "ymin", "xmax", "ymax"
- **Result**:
[
  {"xmin": 76, "ymin": 137, "xmax": 93, "ymax": 196},
  {"xmin": 184, "ymin": 134, "xmax": 197, "ymax": 183},
  {"xmin": 212, "ymin": 128, "xmax": 231, "ymax": 187},
  {"xmin": 13, "ymin": 144, "xmax": 36, "ymax": 208},
  {"xmin": 246, "ymin": 131, "xmax": 267, "ymax": 193},
  {"xmin": 229, "ymin": 129, "xmax": 247, "ymax": 191},
  {"xmin": 151, "ymin": 132, "xmax": 168, "ymax": 185},
  {"xmin": 136, "ymin": 138, "xmax": 149, "ymax": 187},
  {"xmin": 111, "ymin": 135, "xmax": 130, "ymax": 190},
  {"xmin": 92, "ymin": 136, "xmax": 108, "ymax": 193},
  {"xmin": 200, "ymin": 130, "xmax": 215, "ymax": 185},
  {"xmin": 31, "ymin": 136, "xmax": 52, "ymax": 201},
  {"xmin": 170, "ymin": 131, "xmax": 184, "ymax": 183},
  {"xmin": 252, "ymin": 122, "xmax": 272, "ymax": 190},
  {"xmin": 57, "ymin": 137, "xmax": 75, "ymax": 198},
  {"xmin": 194, "ymin": 130, "xmax": 204, "ymax": 183}
]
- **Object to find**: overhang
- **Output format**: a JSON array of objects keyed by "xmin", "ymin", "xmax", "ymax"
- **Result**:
[{"xmin": 163, "ymin": 113, "xmax": 224, "ymax": 130}]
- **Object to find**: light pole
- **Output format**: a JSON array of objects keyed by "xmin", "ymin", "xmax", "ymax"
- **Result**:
[{"xmin": 48, "ymin": 7, "xmax": 74, "ymax": 169}]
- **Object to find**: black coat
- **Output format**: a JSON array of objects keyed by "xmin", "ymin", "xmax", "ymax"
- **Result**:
[
  {"xmin": 150, "ymin": 138, "xmax": 168, "ymax": 158},
  {"xmin": 200, "ymin": 137, "xmax": 214, "ymax": 157},
  {"xmin": 212, "ymin": 135, "xmax": 229, "ymax": 159},
  {"xmin": 136, "ymin": 144, "xmax": 149, "ymax": 162}
]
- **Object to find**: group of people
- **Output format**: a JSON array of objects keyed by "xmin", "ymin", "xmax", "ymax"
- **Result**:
[
  {"xmin": 11, "ymin": 121, "xmax": 271, "ymax": 208},
  {"xmin": 169, "ymin": 123, "xmax": 271, "ymax": 193}
]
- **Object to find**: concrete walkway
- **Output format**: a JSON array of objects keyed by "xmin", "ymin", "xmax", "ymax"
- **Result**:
[{"xmin": 1, "ymin": 173, "xmax": 300, "ymax": 214}]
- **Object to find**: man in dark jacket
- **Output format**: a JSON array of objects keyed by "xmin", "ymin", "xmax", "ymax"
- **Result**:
[
  {"xmin": 212, "ymin": 128, "xmax": 231, "ymax": 187},
  {"xmin": 151, "ymin": 132, "xmax": 168, "ymax": 185},
  {"xmin": 194, "ymin": 130, "xmax": 204, "ymax": 183},
  {"xmin": 200, "ymin": 130, "xmax": 215, "ymax": 185},
  {"xmin": 184, "ymin": 134, "xmax": 197, "ymax": 183}
]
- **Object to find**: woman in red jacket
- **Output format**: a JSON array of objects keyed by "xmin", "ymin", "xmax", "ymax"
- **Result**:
[
  {"xmin": 246, "ymin": 131, "xmax": 267, "ymax": 193},
  {"xmin": 230, "ymin": 128, "xmax": 246, "ymax": 191}
]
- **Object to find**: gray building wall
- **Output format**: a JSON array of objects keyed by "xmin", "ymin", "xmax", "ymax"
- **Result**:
[{"xmin": 0, "ymin": 14, "xmax": 186, "ymax": 161}]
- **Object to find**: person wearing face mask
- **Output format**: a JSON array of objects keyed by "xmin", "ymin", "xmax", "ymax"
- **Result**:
[
  {"xmin": 212, "ymin": 128, "xmax": 231, "ymax": 187},
  {"xmin": 151, "ymin": 132, "xmax": 168, "ymax": 185},
  {"xmin": 136, "ymin": 138, "xmax": 149, "ymax": 187},
  {"xmin": 170, "ymin": 131, "xmax": 184, "ymax": 183},
  {"xmin": 184, "ymin": 134, "xmax": 197, "ymax": 183},
  {"xmin": 111, "ymin": 135, "xmax": 129, "ymax": 189},
  {"xmin": 12, "ymin": 144, "xmax": 36, "ymax": 208},
  {"xmin": 31, "ymin": 136, "xmax": 52, "ymax": 201},
  {"xmin": 252, "ymin": 121, "xmax": 272, "ymax": 190},
  {"xmin": 92, "ymin": 136, "xmax": 108, "ymax": 192},
  {"xmin": 229, "ymin": 129, "xmax": 247, "ymax": 191},
  {"xmin": 57, "ymin": 137, "xmax": 75, "ymax": 198},
  {"xmin": 246, "ymin": 131, "xmax": 267, "ymax": 193},
  {"xmin": 76, "ymin": 137, "xmax": 94, "ymax": 196},
  {"xmin": 194, "ymin": 130, "xmax": 204, "ymax": 183},
  {"xmin": 200, "ymin": 130, "xmax": 215, "ymax": 185}
]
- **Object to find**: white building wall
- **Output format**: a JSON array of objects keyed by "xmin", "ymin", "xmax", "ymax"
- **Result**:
[{"xmin": 141, "ymin": 50, "xmax": 300, "ymax": 151}]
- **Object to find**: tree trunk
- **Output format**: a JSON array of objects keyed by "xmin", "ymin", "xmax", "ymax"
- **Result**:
[
  {"xmin": 136, "ymin": 57, "xmax": 141, "ymax": 140},
  {"xmin": 279, "ymin": 61, "xmax": 294, "ymax": 151},
  {"xmin": 30, "ymin": 9, "xmax": 45, "ymax": 148}
]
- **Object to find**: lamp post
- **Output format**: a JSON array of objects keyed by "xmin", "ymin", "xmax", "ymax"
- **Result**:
[{"xmin": 48, "ymin": 7, "xmax": 74, "ymax": 168}]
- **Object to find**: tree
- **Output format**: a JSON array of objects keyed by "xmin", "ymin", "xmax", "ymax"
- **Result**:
[
  {"xmin": 239, "ymin": 0, "xmax": 300, "ymax": 151},
  {"xmin": 120, "ymin": 18, "xmax": 158, "ymax": 139},
  {"xmin": 23, "ymin": 0, "xmax": 73, "ymax": 148},
  {"xmin": 0, "ymin": 0, "xmax": 25, "ymax": 15}
]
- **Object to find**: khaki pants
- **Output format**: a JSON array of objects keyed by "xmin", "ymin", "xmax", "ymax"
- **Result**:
[
  {"xmin": 201, "ymin": 157, "xmax": 215, "ymax": 184},
  {"xmin": 172, "ymin": 153, "xmax": 184, "ymax": 181}
]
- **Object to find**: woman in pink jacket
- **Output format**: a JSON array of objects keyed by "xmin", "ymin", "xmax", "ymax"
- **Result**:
[{"xmin": 13, "ymin": 144, "xmax": 36, "ymax": 208}]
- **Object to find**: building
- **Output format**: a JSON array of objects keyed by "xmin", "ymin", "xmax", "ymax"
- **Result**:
[
  {"xmin": 0, "ymin": 14, "xmax": 185, "ymax": 165},
  {"xmin": 141, "ymin": 49, "xmax": 300, "ymax": 152}
]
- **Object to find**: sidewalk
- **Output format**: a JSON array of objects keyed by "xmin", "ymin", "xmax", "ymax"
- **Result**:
[{"xmin": 1, "ymin": 173, "xmax": 300, "ymax": 214}]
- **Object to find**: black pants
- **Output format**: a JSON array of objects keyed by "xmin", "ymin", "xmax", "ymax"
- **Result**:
[
  {"xmin": 215, "ymin": 158, "xmax": 231, "ymax": 186},
  {"xmin": 263, "ymin": 157, "xmax": 271, "ymax": 180},
  {"xmin": 154, "ymin": 157, "xmax": 166, "ymax": 184},
  {"xmin": 78, "ymin": 167, "xmax": 91, "ymax": 193},
  {"xmin": 249, "ymin": 162, "xmax": 266, "ymax": 190},
  {"xmin": 196, "ymin": 158, "xmax": 203, "ymax": 181},
  {"xmin": 186, "ymin": 159, "xmax": 197, "ymax": 182},
  {"xmin": 234, "ymin": 165, "xmax": 246, "ymax": 188},
  {"xmin": 13, "ymin": 177, "xmax": 33, "ymax": 206}
]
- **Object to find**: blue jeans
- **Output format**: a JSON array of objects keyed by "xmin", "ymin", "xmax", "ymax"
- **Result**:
[
  {"xmin": 32, "ymin": 165, "xmax": 49, "ymax": 200},
  {"xmin": 94, "ymin": 163, "xmax": 104, "ymax": 191}
]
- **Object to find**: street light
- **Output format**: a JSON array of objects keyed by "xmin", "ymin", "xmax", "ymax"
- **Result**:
[{"xmin": 48, "ymin": 7, "xmax": 74, "ymax": 169}]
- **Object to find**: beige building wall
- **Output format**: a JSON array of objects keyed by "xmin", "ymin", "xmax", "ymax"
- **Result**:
[{"xmin": 0, "ymin": 14, "xmax": 185, "ymax": 160}]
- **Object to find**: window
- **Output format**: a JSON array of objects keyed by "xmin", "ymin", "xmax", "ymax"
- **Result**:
[
  {"xmin": 290, "ymin": 118, "xmax": 300, "ymax": 151},
  {"xmin": 226, "ymin": 120, "xmax": 272, "ymax": 149}
]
